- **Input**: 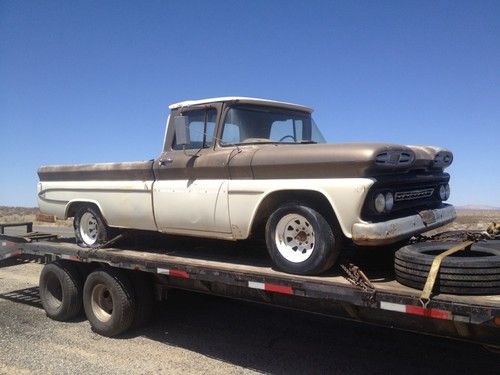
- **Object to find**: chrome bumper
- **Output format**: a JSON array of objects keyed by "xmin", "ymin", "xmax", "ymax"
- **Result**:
[{"xmin": 351, "ymin": 204, "xmax": 456, "ymax": 246}]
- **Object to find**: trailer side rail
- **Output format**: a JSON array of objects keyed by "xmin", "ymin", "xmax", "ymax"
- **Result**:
[{"xmin": 2, "ymin": 238, "xmax": 498, "ymax": 331}]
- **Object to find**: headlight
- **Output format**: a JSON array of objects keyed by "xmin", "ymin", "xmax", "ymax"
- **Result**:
[
  {"xmin": 385, "ymin": 192, "xmax": 394, "ymax": 212},
  {"xmin": 439, "ymin": 185, "xmax": 446, "ymax": 200},
  {"xmin": 374, "ymin": 193, "xmax": 386, "ymax": 213},
  {"xmin": 444, "ymin": 184, "xmax": 450, "ymax": 200}
]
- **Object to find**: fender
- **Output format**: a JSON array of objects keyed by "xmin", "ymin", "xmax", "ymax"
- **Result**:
[
  {"xmin": 65, "ymin": 199, "xmax": 107, "ymax": 221},
  {"xmin": 227, "ymin": 178, "xmax": 375, "ymax": 240}
]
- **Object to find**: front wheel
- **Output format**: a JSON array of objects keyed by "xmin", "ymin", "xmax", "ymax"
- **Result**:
[{"xmin": 265, "ymin": 203, "xmax": 341, "ymax": 275}]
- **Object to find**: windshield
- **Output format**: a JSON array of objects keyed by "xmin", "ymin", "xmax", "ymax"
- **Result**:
[{"xmin": 220, "ymin": 106, "xmax": 326, "ymax": 145}]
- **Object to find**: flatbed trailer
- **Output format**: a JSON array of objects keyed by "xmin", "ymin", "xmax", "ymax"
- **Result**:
[{"xmin": 1, "ymin": 228, "xmax": 499, "ymax": 347}]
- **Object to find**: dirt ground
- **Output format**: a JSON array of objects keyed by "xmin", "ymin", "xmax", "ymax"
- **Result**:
[{"xmin": 439, "ymin": 209, "xmax": 500, "ymax": 231}]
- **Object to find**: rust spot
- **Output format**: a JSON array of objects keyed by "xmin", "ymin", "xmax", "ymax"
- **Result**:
[{"xmin": 231, "ymin": 225, "xmax": 243, "ymax": 239}]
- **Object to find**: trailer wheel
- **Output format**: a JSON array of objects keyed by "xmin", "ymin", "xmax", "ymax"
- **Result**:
[
  {"xmin": 395, "ymin": 241, "xmax": 500, "ymax": 295},
  {"xmin": 130, "ymin": 271, "xmax": 154, "ymax": 329},
  {"xmin": 39, "ymin": 261, "xmax": 83, "ymax": 321},
  {"xmin": 74, "ymin": 205, "xmax": 110, "ymax": 248},
  {"xmin": 83, "ymin": 268, "xmax": 136, "ymax": 337},
  {"xmin": 265, "ymin": 203, "xmax": 340, "ymax": 275}
]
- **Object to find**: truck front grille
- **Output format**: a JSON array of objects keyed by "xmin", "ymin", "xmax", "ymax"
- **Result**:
[
  {"xmin": 394, "ymin": 188, "xmax": 434, "ymax": 202},
  {"xmin": 361, "ymin": 172, "xmax": 450, "ymax": 222}
]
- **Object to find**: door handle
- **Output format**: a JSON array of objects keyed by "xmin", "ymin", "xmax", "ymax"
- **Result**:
[{"xmin": 159, "ymin": 157, "xmax": 174, "ymax": 166}]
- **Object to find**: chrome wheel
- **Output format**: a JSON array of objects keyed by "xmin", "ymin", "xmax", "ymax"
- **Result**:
[
  {"xmin": 79, "ymin": 212, "xmax": 98, "ymax": 245},
  {"xmin": 275, "ymin": 213, "xmax": 315, "ymax": 263},
  {"xmin": 91, "ymin": 284, "xmax": 113, "ymax": 323}
]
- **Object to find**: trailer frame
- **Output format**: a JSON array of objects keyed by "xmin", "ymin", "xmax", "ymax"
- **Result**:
[{"xmin": 1, "ymin": 229, "xmax": 499, "ymax": 347}]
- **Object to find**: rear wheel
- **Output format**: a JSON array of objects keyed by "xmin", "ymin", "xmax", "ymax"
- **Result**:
[
  {"xmin": 83, "ymin": 268, "xmax": 136, "ymax": 337},
  {"xmin": 265, "ymin": 203, "xmax": 341, "ymax": 275},
  {"xmin": 74, "ymin": 205, "xmax": 110, "ymax": 248},
  {"xmin": 39, "ymin": 261, "xmax": 83, "ymax": 321}
]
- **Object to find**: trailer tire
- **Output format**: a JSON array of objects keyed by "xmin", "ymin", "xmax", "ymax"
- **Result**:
[
  {"xmin": 130, "ymin": 271, "xmax": 154, "ymax": 329},
  {"xmin": 395, "ymin": 241, "xmax": 500, "ymax": 295},
  {"xmin": 39, "ymin": 261, "xmax": 83, "ymax": 321},
  {"xmin": 265, "ymin": 203, "xmax": 340, "ymax": 275},
  {"xmin": 74, "ymin": 205, "xmax": 110, "ymax": 248},
  {"xmin": 83, "ymin": 268, "xmax": 136, "ymax": 337}
]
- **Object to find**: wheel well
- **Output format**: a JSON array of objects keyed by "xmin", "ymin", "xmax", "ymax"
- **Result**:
[
  {"xmin": 250, "ymin": 190, "xmax": 343, "ymax": 239},
  {"xmin": 66, "ymin": 201, "xmax": 100, "ymax": 219}
]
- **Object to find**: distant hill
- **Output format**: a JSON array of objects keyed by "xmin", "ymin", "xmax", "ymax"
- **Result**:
[{"xmin": 456, "ymin": 205, "xmax": 500, "ymax": 210}]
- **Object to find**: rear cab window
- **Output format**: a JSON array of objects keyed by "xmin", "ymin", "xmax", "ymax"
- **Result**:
[{"xmin": 172, "ymin": 108, "xmax": 217, "ymax": 150}]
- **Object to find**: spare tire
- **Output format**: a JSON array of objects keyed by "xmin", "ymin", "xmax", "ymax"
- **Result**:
[{"xmin": 394, "ymin": 241, "xmax": 500, "ymax": 295}]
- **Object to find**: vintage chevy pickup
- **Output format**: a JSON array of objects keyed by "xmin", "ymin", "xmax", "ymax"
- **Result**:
[{"xmin": 38, "ymin": 97, "xmax": 456, "ymax": 275}]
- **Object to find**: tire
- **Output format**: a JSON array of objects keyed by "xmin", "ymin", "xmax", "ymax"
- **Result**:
[
  {"xmin": 74, "ymin": 205, "xmax": 110, "ymax": 248},
  {"xmin": 39, "ymin": 261, "xmax": 83, "ymax": 321},
  {"xmin": 265, "ymin": 202, "xmax": 341, "ymax": 275},
  {"xmin": 130, "ymin": 271, "xmax": 154, "ymax": 329},
  {"xmin": 394, "ymin": 241, "xmax": 500, "ymax": 295},
  {"xmin": 83, "ymin": 268, "xmax": 136, "ymax": 337}
]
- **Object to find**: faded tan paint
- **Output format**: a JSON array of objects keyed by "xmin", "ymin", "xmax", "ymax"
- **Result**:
[{"xmin": 38, "ymin": 143, "xmax": 451, "ymax": 182}]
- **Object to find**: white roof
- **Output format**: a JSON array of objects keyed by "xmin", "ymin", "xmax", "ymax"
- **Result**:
[{"xmin": 168, "ymin": 96, "xmax": 313, "ymax": 112}]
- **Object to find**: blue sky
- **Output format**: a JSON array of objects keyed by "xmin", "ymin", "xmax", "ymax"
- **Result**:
[{"xmin": 1, "ymin": 1, "xmax": 499, "ymax": 207}]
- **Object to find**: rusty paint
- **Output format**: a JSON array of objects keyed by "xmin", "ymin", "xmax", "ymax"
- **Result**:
[{"xmin": 231, "ymin": 225, "xmax": 243, "ymax": 239}]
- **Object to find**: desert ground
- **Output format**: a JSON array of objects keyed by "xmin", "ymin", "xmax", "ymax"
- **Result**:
[{"xmin": 437, "ymin": 209, "xmax": 500, "ymax": 232}]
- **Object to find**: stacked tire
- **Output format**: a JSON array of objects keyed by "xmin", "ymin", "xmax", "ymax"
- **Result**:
[{"xmin": 395, "ymin": 241, "xmax": 500, "ymax": 295}]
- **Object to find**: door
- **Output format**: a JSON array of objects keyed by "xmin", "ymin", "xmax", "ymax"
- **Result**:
[{"xmin": 152, "ymin": 107, "xmax": 232, "ymax": 235}]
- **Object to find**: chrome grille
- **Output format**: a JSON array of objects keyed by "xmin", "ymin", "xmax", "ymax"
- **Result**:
[{"xmin": 394, "ymin": 188, "xmax": 434, "ymax": 201}]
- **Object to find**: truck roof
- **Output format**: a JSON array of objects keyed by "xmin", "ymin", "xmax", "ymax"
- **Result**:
[{"xmin": 168, "ymin": 96, "xmax": 313, "ymax": 113}]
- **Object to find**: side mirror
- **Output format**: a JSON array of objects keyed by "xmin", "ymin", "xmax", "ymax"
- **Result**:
[{"xmin": 174, "ymin": 115, "xmax": 190, "ymax": 146}]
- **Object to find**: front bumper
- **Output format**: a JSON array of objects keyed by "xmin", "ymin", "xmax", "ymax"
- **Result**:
[{"xmin": 351, "ymin": 204, "xmax": 456, "ymax": 246}]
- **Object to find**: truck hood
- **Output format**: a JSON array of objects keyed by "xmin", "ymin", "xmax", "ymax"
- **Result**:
[{"xmin": 250, "ymin": 143, "xmax": 453, "ymax": 179}]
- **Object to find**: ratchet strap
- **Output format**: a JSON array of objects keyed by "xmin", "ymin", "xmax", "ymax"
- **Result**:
[{"xmin": 419, "ymin": 240, "xmax": 474, "ymax": 307}]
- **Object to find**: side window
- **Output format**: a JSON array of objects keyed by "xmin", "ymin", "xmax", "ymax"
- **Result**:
[
  {"xmin": 172, "ymin": 109, "xmax": 217, "ymax": 150},
  {"xmin": 270, "ymin": 119, "xmax": 303, "ymax": 142},
  {"xmin": 221, "ymin": 108, "xmax": 242, "ymax": 144}
]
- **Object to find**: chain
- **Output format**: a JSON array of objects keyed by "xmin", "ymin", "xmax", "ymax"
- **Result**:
[
  {"xmin": 340, "ymin": 263, "xmax": 377, "ymax": 303},
  {"xmin": 410, "ymin": 225, "xmax": 499, "ymax": 244}
]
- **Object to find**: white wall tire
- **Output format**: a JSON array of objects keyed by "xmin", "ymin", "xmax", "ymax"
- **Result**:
[
  {"xmin": 74, "ymin": 205, "xmax": 110, "ymax": 248},
  {"xmin": 266, "ymin": 203, "xmax": 341, "ymax": 275}
]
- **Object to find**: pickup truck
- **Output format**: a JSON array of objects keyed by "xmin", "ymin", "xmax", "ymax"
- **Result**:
[{"xmin": 37, "ymin": 97, "xmax": 456, "ymax": 275}]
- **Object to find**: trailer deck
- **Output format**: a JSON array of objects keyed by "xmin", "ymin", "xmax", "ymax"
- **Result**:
[{"xmin": 1, "ymin": 231, "xmax": 499, "ymax": 347}]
